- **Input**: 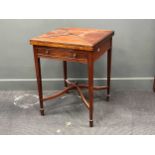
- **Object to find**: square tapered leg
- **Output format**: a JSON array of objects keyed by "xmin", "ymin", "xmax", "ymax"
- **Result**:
[
  {"xmin": 33, "ymin": 47, "xmax": 44, "ymax": 116},
  {"xmin": 88, "ymin": 54, "xmax": 94, "ymax": 127},
  {"xmin": 106, "ymin": 48, "xmax": 112, "ymax": 101}
]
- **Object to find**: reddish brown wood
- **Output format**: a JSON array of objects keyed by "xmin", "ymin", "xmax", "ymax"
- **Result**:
[
  {"xmin": 63, "ymin": 61, "xmax": 68, "ymax": 87},
  {"xmin": 76, "ymin": 86, "xmax": 90, "ymax": 109},
  {"xmin": 93, "ymin": 39, "xmax": 111, "ymax": 61},
  {"xmin": 43, "ymin": 79, "xmax": 89, "ymax": 109},
  {"xmin": 88, "ymin": 53, "xmax": 94, "ymax": 127},
  {"xmin": 37, "ymin": 47, "xmax": 88, "ymax": 64},
  {"xmin": 33, "ymin": 46, "xmax": 44, "ymax": 115},
  {"xmin": 65, "ymin": 79, "xmax": 89, "ymax": 109},
  {"xmin": 78, "ymin": 84, "xmax": 108, "ymax": 90},
  {"xmin": 30, "ymin": 27, "xmax": 114, "ymax": 127},
  {"xmin": 30, "ymin": 28, "xmax": 114, "ymax": 51},
  {"xmin": 106, "ymin": 41, "xmax": 112, "ymax": 101},
  {"xmin": 43, "ymin": 85, "xmax": 74, "ymax": 101}
]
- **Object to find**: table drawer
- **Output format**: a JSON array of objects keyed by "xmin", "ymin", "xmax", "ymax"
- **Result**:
[
  {"xmin": 37, "ymin": 47, "xmax": 88, "ymax": 63},
  {"xmin": 93, "ymin": 39, "xmax": 111, "ymax": 61}
]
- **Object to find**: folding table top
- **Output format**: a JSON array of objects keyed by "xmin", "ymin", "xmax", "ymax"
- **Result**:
[{"xmin": 30, "ymin": 27, "xmax": 114, "ymax": 51}]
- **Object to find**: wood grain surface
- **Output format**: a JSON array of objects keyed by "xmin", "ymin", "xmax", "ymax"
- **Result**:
[{"xmin": 30, "ymin": 27, "xmax": 114, "ymax": 51}]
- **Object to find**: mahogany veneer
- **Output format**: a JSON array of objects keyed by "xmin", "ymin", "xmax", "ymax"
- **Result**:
[{"xmin": 30, "ymin": 27, "xmax": 114, "ymax": 127}]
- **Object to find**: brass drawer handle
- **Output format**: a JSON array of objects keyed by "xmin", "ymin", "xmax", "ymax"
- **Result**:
[
  {"xmin": 72, "ymin": 53, "xmax": 77, "ymax": 58},
  {"xmin": 45, "ymin": 50, "xmax": 49, "ymax": 54},
  {"xmin": 97, "ymin": 48, "xmax": 101, "ymax": 52}
]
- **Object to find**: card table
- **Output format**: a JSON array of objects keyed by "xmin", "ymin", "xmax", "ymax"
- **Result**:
[{"xmin": 30, "ymin": 27, "xmax": 114, "ymax": 127}]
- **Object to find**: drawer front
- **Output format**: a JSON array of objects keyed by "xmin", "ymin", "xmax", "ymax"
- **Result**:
[
  {"xmin": 93, "ymin": 39, "xmax": 111, "ymax": 61},
  {"xmin": 37, "ymin": 47, "xmax": 88, "ymax": 63}
]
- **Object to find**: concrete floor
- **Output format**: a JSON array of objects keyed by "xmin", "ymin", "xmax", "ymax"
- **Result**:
[{"xmin": 0, "ymin": 90, "xmax": 155, "ymax": 135}]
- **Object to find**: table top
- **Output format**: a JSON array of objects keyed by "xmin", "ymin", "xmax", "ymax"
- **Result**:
[{"xmin": 30, "ymin": 28, "xmax": 114, "ymax": 51}]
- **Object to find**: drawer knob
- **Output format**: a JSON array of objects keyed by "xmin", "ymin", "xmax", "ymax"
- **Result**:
[
  {"xmin": 72, "ymin": 53, "xmax": 77, "ymax": 58},
  {"xmin": 97, "ymin": 48, "xmax": 101, "ymax": 52},
  {"xmin": 45, "ymin": 50, "xmax": 49, "ymax": 54}
]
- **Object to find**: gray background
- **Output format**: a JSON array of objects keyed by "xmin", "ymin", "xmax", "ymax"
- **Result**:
[{"xmin": 0, "ymin": 19, "xmax": 154, "ymax": 90}]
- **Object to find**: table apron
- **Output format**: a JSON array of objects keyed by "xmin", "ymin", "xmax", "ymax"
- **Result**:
[
  {"xmin": 36, "ymin": 47, "xmax": 88, "ymax": 64},
  {"xmin": 34, "ymin": 38, "xmax": 112, "ymax": 63}
]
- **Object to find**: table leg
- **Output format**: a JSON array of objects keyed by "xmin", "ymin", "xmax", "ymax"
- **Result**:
[
  {"xmin": 106, "ymin": 47, "xmax": 112, "ymax": 101},
  {"xmin": 63, "ymin": 61, "xmax": 68, "ymax": 87},
  {"xmin": 88, "ymin": 54, "xmax": 94, "ymax": 127},
  {"xmin": 153, "ymin": 76, "xmax": 155, "ymax": 92},
  {"xmin": 33, "ymin": 47, "xmax": 44, "ymax": 116}
]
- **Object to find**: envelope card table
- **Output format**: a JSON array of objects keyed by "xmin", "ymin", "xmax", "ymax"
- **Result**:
[{"xmin": 30, "ymin": 27, "xmax": 114, "ymax": 127}]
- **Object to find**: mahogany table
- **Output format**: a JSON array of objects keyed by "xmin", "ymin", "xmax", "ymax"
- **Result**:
[{"xmin": 30, "ymin": 27, "xmax": 114, "ymax": 127}]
